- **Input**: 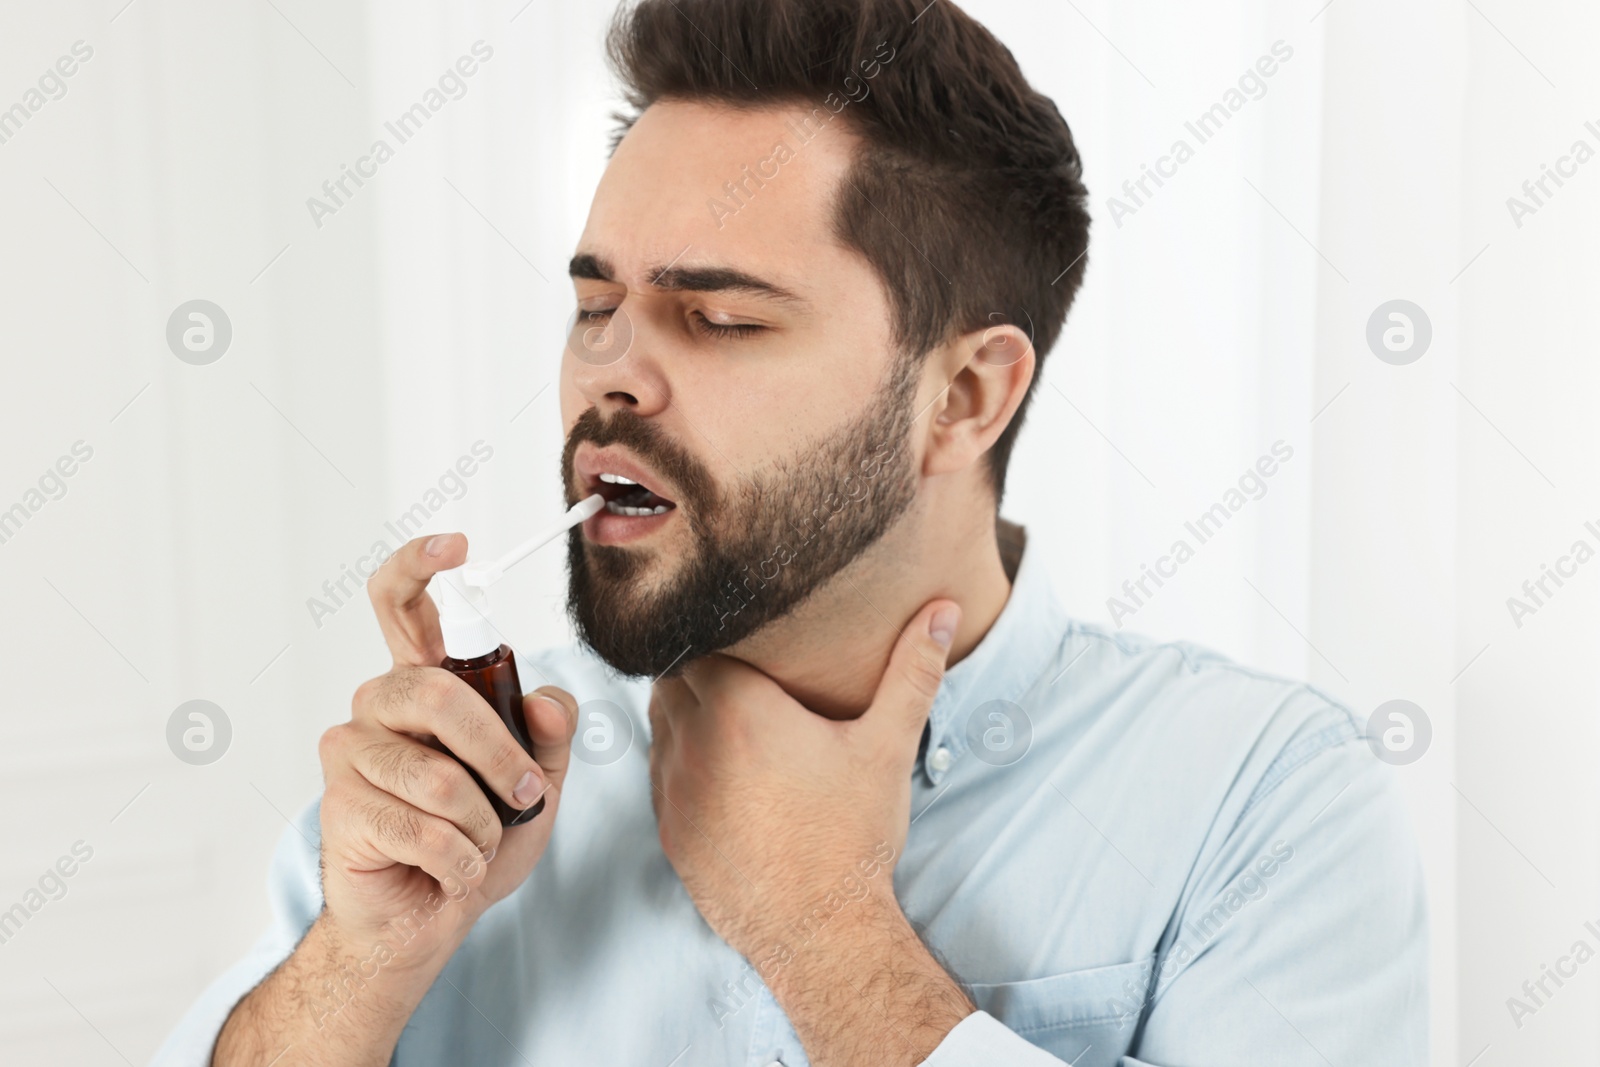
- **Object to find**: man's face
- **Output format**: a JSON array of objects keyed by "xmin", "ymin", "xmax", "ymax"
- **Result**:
[{"xmin": 559, "ymin": 101, "xmax": 923, "ymax": 677}]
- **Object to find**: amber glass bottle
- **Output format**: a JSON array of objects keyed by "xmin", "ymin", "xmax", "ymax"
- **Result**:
[
  {"xmin": 441, "ymin": 644, "xmax": 545, "ymax": 826},
  {"xmin": 430, "ymin": 501, "xmax": 607, "ymax": 829}
]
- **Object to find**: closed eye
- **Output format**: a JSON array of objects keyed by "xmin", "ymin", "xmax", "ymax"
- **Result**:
[
  {"xmin": 573, "ymin": 304, "xmax": 767, "ymax": 340},
  {"xmin": 691, "ymin": 311, "xmax": 765, "ymax": 340},
  {"xmin": 578, "ymin": 304, "xmax": 618, "ymax": 321}
]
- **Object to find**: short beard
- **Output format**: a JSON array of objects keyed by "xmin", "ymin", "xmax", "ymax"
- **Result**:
[{"xmin": 564, "ymin": 358, "xmax": 921, "ymax": 678}]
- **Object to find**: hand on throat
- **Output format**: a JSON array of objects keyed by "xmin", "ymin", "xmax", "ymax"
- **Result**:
[{"xmin": 714, "ymin": 510, "xmax": 1016, "ymax": 721}]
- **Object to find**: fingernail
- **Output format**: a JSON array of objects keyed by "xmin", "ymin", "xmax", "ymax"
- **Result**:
[
  {"xmin": 512, "ymin": 768, "xmax": 543, "ymax": 808},
  {"xmin": 929, "ymin": 605, "xmax": 960, "ymax": 649},
  {"xmin": 425, "ymin": 534, "xmax": 450, "ymax": 557}
]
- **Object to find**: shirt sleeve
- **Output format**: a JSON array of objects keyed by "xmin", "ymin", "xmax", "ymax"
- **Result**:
[
  {"xmin": 920, "ymin": 720, "xmax": 1428, "ymax": 1067},
  {"xmin": 919, "ymin": 1011, "xmax": 1072, "ymax": 1066},
  {"xmin": 150, "ymin": 798, "xmax": 325, "ymax": 1067}
]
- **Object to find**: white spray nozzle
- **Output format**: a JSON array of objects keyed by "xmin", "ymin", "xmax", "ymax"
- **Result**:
[
  {"xmin": 461, "ymin": 494, "xmax": 605, "ymax": 587},
  {"xmin": 436, "ymin": 575, "xmax": 496, "ymax": 660},
  {"xmin": 436, "ymin": 494, "xmax": 605, "ymax": 660}
]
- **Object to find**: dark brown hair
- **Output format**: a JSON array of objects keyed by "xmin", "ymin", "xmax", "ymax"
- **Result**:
[{"xmin": 606, "ymin": 0, "xmax": 1091, "ymax": 503}]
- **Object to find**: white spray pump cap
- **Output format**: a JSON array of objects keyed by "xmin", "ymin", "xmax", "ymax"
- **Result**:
[{"xmin": 436, "ymin": 494, "xmax": 605, "ymax": 661}]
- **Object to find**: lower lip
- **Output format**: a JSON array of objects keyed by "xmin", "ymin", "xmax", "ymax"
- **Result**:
[{"xmin": 583, "ymin": 504, "xmax": 677, "ymax": 545}]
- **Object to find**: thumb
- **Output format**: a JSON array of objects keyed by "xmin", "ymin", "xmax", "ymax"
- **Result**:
[
  {"xmin": 864, "ymin": 600, "xmax": 961, "ymax": 739},
  {"xmin": 523, "ymin": 686, "xmax": 579, "ymax": 796}
]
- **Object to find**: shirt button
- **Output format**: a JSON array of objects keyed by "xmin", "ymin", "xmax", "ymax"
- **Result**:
[{"xmin": 929, "ymin": 746, "xmax": 953, "ymax": 773}]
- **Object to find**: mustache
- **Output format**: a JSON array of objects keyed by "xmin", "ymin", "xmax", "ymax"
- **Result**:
[{"xmin": 561, "ymin": 407, "xmax": 718, "ymax": 515}]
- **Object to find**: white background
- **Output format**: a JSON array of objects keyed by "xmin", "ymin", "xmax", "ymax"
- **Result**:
[{"xmin": 0, "ymin": 0, "xmax": 1595, "ymax": 1063}]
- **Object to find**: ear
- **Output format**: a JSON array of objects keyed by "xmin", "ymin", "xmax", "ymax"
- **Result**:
[{"xmin": 919, "ymin": 319, "xmax": 1036, "ymax": 479}]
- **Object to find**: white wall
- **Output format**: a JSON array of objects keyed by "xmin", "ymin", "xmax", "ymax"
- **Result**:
[{"xmin": 0, "ymin": 0, "xmax": 1594, "ymax": 1062}]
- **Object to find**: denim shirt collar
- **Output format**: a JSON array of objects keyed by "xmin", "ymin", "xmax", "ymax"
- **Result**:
[{"xmin": 919, "ymin": 525, "xmax": 1068, "ymax": 785}]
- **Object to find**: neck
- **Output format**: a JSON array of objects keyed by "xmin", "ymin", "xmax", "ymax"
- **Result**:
[{"xmin": 727, "ymin": 491, "xmax": 1018, "ymax": 719}]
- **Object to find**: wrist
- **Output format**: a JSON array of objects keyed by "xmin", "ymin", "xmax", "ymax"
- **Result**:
[
  {"xmin": 215, "ymin": 914, "xmax": 445, "ymax": 1067},
  {"xmin": 319, "ymin": 904, "xmax": 467, "ymax": 986},
  {"xmin": 761, "ymin": 892, "xmax": 975, "ymax": 1067},
  {"xmin": 752, "ymin": 837, "xmax": 900, "ymax": 941},
  {"xmin": 758, "ymin": 882, "xmax": 904, "ymax": 997}
]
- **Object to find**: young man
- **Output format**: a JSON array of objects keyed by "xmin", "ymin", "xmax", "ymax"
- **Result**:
[{"xmin": 161, "ymin": 1, "xmax": 1426, "ymax": 1064}]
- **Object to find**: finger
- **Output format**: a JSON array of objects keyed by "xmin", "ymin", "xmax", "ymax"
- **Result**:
[
  {"xmin": 327, "ymin": 775, "xmax": 491, "ymax": 894},
  {"xmin": 352, "ymin": 668, "xmax": 542, "ymax": 809},
  {"xmin": 367, "ymin": 533, "xmax": 469, "ymax": 667},
  {"xmin": 862, "ymin": 600, "xmax": 961, "ymax": 743},
  {"xmin": 342, "ymin": 727, "xmax": 502, "ymax": 856},
  {"xmin": 522, "ymin": 687, "xmax": 578, "ymax": 796}
]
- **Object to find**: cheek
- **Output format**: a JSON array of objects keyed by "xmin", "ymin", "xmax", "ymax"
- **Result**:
[
  {"xmin": 558, "ymin": 373, "xmax": 584, "ymax": 426},
  {"xmin": 687, "ymin": 360, "xmax": 885, "ymax": 467}
]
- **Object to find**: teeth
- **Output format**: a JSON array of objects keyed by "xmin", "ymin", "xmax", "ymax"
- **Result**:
[
  {"xmin": 598, "ymin": 473, "xmax": 639, "ymax": 485},
  {"xmin": 604, "ymin": 501, "xmax": 672, "ymax": 517}
]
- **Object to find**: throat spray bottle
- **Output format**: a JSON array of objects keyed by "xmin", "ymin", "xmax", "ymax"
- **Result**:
[{"xmin": 432, "ymin": 494, "xmax": 604, "ymax": 827}]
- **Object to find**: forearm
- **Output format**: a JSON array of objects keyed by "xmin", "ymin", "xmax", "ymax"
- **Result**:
[
  {"xmin": 212, "ymin": 912, "xmax": 449, "ymax": 1067},
  {"xmin": 766, "ymin": 889, "xmax": 975, "ymax": 1067}
]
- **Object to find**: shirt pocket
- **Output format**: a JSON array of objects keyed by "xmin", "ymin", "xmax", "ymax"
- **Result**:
[{"xmin": 967, "ymin": 955, "xmax": 1155, "ymax": 1066}]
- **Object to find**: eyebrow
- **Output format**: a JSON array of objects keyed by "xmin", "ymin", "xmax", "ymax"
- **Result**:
[{"xmin": 568, "ymin": 252, "xmax": 808, "ymax": 308}]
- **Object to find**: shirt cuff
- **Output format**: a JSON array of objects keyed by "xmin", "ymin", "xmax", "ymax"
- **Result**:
[{"xmin": 918, "ymin": 1011, "xmax": 1067, "ymax": 1066}]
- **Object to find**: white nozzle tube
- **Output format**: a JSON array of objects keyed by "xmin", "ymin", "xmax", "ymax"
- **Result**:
[
  {"xmin": 462, "ymin": 494, "xmax": 605, "ymax": 587},
  {"xmin": 436, "ymin": 494, "xmax": 605, "ymax": 660},
  {"xmin": 437, "ymin": 574, "xmax": 498, "ymax": 660}
]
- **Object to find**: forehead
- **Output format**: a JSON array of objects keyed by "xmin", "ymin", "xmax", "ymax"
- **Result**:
[{"xmin": 580, "ymin": 99, "xmax": 861, "ymax": 287}]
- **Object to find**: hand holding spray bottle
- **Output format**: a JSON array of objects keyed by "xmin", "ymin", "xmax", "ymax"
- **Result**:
[{"xmin": 432, "ymin": 493, "xmax": 605, "ymax": 827}]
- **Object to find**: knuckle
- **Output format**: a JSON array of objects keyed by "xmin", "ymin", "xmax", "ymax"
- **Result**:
[
  {"xmin": 423, "ymin": 759, "xmax": 481, "ymax": 821},
  {"xmin": 319, "ymin": 783, "xmax": 352, "ymax": 829},
  {"xmin": 367, "ymin": 800, "xmax": 423, "ymax": 851},
  {"xmin": 358, "ymin": 670, "xmax": 422, "ymax": 719},
  {"xmin": 376, "ymin": 668, "xmax": 459, "ymax": 725},
  {"xmin": 484, "ymin": 737, "xmax": 526, "ymax": 779},
  {"xmin": 366, "ymin": 739, "xmax": 429, "ymax": 794},
  {"xmin": 417, "ymin": 753, "xmax": 463, "ymax": 802},
  {"xmin": 414, "ymin": 669, "xmax": 468, "ymax": 723},
  {"xmin": 466, "ymin": 816, "xmax": 502, "ymax": 859},
  {"xmin": 443, "ymin": 698, "xmax": 490, "ymax": 750},
  {"xmin": 367, "ymin": 546, "xmax": 406, "ymax": 596},
  {"xmin": 365, "ymin": 568, "xmax": 385, "ymax": 607},
  {"xmin": 318, "ymin": 723, "xmax": 349, "ymax": 766},
  {"xmin": 417, "ymin": 667, "xmax": 457, "ymax": 703},
  {"xmin": 415, "ymin": 817, "xmax": 458, "ymax": 860},
  {"xmin": 423, "ymin": 766, "xmax": 495, "ymax": 849},
  {"xmin": 351, "ymin": 677, "xmax": 383, "ymax": 717}
]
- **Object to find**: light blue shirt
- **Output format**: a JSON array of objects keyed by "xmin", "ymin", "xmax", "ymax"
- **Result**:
[{"xmin": 156, "ymin": 532, "xmax": 1427, "ymax": 1066}]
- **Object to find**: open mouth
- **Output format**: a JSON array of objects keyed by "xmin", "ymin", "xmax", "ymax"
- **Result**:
[
  {"xmin": 590, "ymin": 472, "xmax": 677, "ymax": 517},
  {"xmin": 572, "ymin": 444, "xmax": 684, "ymax": 545}
]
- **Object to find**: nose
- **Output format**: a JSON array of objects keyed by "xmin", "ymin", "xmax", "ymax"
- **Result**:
[{"xmin": 566, "ymin": 301, "xmax": 670, "ymax": 418}]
